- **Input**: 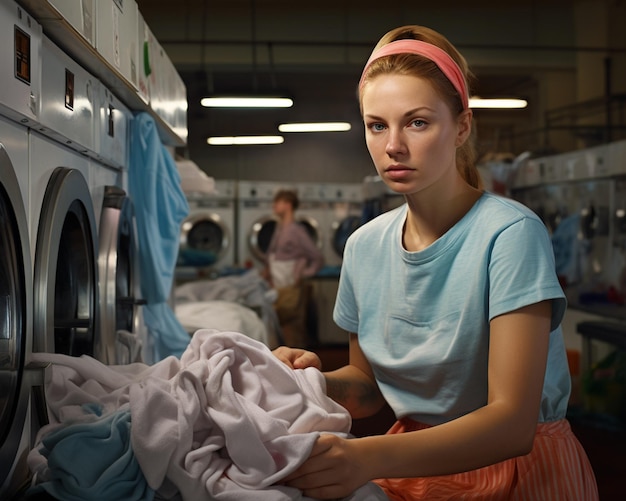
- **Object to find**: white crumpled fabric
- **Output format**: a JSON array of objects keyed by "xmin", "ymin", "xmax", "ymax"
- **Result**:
[{"xmin": 29, "ymin": 330, "xmax": 388, "ymax": 500}]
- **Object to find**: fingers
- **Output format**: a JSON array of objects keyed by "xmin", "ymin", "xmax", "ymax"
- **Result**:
[
  {"xmin": 272, "ymin": 346, "xmax": 297, "ymax": 369},
  {"xmin": 293, "ymin": 351, "xmax": 322, "ymax": 370},
  {"xmin": 282, "ymin": 435, "xmax": 361, "ymax": 500},
  {"xmin": 272, "ymin": 346, "xmax": 322, "ymax": 370},
  {"xmin": 282, "ymin": 435, "xmax": 338, "ymax": 483}
]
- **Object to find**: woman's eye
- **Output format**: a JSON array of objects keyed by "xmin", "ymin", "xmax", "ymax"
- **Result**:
[
  {"xmin": 370, "ymin": 123, "xmax": 385, "ymax": 132},
  {"xmin": 411, "ymin": 119, "xmax": 426, "ymax": 128}
]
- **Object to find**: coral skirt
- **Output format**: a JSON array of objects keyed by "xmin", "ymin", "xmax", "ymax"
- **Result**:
[{"xmin": 374, "ymin": 418, "xmax": 598, "ymax": 501}]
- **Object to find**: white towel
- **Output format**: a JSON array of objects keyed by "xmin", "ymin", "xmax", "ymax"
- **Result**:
[
  {"xmin": 175, "ymin": 300, "xmax": 276, "ymax": 347},
  {"xmin": 29, "ymin": 331, "xmax": 388, "ymax": 500}
]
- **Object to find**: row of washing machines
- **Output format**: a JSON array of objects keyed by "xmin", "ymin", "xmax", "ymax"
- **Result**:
[
  {"xmin": 1, "ymin": 2, "xmax": 144, "ymax": 497},
  {"xmin": 177, "ymin": 179, "xmax": 365, "ymax": 278}
]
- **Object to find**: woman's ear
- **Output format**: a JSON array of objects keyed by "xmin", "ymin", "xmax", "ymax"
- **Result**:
[{"xmin": 455, "ymin": 109, "xmax": 473, "ymax": 147}]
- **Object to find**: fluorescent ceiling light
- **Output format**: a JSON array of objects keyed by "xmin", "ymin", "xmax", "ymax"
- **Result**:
[
  {"xmin": 469, "ymin": 98, "xmax": 528, "ymax": 109},
  {"xmin": 201, "ymin": 96, "xmax": 293, "ymax": 108},
  {"xmin": 207, "ymin": 135, "xmax": 285, "ymax": 145},
  {"xmin": 278, "ymin": 122, "xmax": 352, "ymax": 133}
]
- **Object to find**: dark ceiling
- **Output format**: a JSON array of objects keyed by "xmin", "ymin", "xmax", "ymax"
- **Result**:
[{"xmin": 134, "ymin": 0, "xmax": 622, "ymax": 166}]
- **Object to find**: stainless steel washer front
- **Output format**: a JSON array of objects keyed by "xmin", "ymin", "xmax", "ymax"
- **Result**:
[
  {"xmin": 0, "ymin": 145, "xmax": 32, "ymax": 494},
  {"xmin": 33, "ymin": 166, "xmax": 98, "ymax": 357}
]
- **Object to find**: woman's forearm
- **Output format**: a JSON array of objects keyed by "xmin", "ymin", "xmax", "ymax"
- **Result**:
[{"xmin": 324, "ymin": 366, "xmax": 386, "ymax": 418}]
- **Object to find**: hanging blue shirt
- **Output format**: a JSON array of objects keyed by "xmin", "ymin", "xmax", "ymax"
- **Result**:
[{"xmin": 128, "ymin": 112, "xmax": 190, "ymax": 362}]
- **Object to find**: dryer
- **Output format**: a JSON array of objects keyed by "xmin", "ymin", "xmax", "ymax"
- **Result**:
[{"xmin": 178, "ymin": 179, "xmax": 237, "ymax": 279}]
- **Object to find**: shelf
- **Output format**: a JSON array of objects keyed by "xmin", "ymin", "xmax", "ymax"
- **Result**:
[{"xmin": 18, "ymin": 0, "xmax": 186, "ymax": 147}]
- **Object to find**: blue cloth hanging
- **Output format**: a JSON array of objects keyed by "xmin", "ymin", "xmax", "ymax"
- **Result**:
[
  {"xmin": 128, "ymin": 112, "xmax": 190, "ymax": 362},
  {"xmin": 551, "ymin": 213, "xmax": 582, "ymax": 286}
]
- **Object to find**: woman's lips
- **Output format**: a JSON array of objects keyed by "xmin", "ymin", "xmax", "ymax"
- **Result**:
[{"xmin": 385, "ymin": 165, "xmax": 413, "ymax": 181}]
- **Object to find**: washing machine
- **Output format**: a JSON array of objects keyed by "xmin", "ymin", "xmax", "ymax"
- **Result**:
[
  {"xmin": 96, "ymin": 183, "xmax": 146, "ymax": 365},
  {"xmin": 35, "ymin": 34, "xmax": 97, "ymax": 157},
  {"xmin": 323, "ymin": 182, "xmax": 364, "ymax": 268},
  {"xmin": 29, "ymin": 131, "xmax": 98, "ymax": 356},
  {"xmin": 0, "ymin": 0, "xmax": 42, "ymax": 130},
  {"xmin": 236, "ymin": 180, "xmax": 280, "ymax": 269},
  {"xmin": 178, "ymin": 178, "xmax": 237, "ymax": 278},
  {"xmin": 0, "ymin": 4, "xmax": 47, "ymax": 497},
  {"xmin": 237, "ymin": 180, "xmax": 323, "ymax": 269},
  {"xmin": 91, "ymin": 80, "xmax": 145, "ymax": 365},
  {"xmin": 4, "ymin": 36, "xmax": 102, "ymax": 495},
  {"xmin": 297, "ymin": 181, "xmax": 329, "ymax": 264},
  {"xmin": 0, "ymin": 116, "xmax": 41, "ymax": 499}
]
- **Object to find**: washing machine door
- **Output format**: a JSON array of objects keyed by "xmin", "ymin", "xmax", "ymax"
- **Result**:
[
  {"xmin": 331, "ymin": 214, "xmax": 362, "ymax": 260},
  {"xmin": 249, "ymin": 215, "xmax": 321, "ymax": 261},
  {"xmin": 97, "ymin": 185, "xmax": 144, "ymax": 365},
  {"xmin": 0, "ymin": 147, "xmax": 31, "ymax": 487},
  {"xmin": 33, "ymin": 166, "xmax": 98, "ymax": 357},
  {"xmin": 178, "ymin": 211, "xmax": 230, "ymax": 267}
]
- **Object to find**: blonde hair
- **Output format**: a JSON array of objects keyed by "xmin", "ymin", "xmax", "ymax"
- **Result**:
[{"xmin": 360, "ymin": 25, "xmax": 481, "ymax": 189}]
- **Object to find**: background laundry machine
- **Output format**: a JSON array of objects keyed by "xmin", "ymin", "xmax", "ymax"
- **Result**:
[
  {"xmin": 296, "ymin": 181, "xmax": 329, "ymax": 264},
  {"xmin": 177, "ymin": 178, "xmax": 237, "ymax": 279},
  {"xmin": 308, "ymin": 183, "xmax": 363, "ymax": 347},
  {"xmin": 323, "ymin": 182, "xmax": 364, "ymax": 269},
  {"xmin": 236, "ymin": 180, "xmax": 281, "ymax": 269},
  {"xmin": 237, "ymin": 180, "xmax": 323, "ymax": 270}
]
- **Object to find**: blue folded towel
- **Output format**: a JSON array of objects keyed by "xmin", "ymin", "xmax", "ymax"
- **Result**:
[{"xmin": 28, "ymin": 409, "xmax": 154, "ymax": 501}]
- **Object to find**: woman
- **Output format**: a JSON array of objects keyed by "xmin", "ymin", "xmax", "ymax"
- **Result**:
[
  {"xmin": 265, "ymin": 189, "xmax": 324, "ymax": 347},
  {"xmin": 273, "ymin": 25, "xmax": 598, "ymax": 500}
]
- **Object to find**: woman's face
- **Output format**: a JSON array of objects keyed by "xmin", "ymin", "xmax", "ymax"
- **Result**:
[
  {"xmin": 272, "ymin": 198, "xmax": 290, "ymax": 217},
  {"xmin": 361, "ymin": 73, "xmax": 470, "ymax": 196}
]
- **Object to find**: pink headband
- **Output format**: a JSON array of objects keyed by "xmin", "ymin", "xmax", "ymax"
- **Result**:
[{"xmin": 359, "ymin": 39, "xmax": 469, "ymax": 110}]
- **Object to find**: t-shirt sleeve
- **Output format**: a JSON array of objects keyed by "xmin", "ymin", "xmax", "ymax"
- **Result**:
[
  {"xmin": 488, "ymin": 217, "xmax": 567, "ymax": 331},
  {"xmin": 333, "ymin": 235, "xmax": 359, "ymax": 333}
]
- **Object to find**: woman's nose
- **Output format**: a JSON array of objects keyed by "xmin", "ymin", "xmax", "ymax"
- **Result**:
[{"xmin": 385, "ymin": 130, "xmax": 406, "ymax": 156}]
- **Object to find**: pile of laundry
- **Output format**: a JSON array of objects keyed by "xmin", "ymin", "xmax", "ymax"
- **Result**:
[
  {"xmin": 27, "ymin": 330, "xmax": 388, "ymax": 500},
  {"xmin": 174, "ymin": 269, "xmax": 282, "ymax": 348}
]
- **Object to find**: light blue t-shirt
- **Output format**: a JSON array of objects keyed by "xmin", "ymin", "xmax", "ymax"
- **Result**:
[{"xmin": 334, "ymin": 192, "xmax": 570, "ymax": 425}]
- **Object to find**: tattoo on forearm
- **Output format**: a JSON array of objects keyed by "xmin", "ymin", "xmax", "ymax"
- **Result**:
[{"xmin": 326, "ymin": 377, "xmax": 379, "ymax": 410}]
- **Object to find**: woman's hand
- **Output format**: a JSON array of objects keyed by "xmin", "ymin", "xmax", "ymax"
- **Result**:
[
  {"xmin": 272, "ymin": 346, "xmax": 322, "ymax": 370},
  {"xmin": 283, "ymin": 434, "xmax": 373, "ymax": 499}
]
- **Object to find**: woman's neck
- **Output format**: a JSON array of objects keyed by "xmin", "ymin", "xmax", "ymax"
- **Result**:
[{"xmin": 403, "ymin": 185, "xmax": 482, "ymax": 251}]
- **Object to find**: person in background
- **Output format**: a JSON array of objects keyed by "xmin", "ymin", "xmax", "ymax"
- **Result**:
[
  {"xmin": 272, "ymin": 25, "xmax": 598, "ymax": 500},
  {"xmin": 264, "ymin": 188, "xmax": 324, "ymax": 348}
]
